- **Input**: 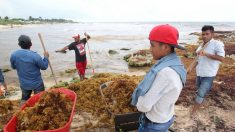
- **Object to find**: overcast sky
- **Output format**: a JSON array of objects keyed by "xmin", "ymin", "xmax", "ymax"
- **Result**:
[{"xmin": 0, "ymin": 0, "xmax": 235, "ymax": 22}]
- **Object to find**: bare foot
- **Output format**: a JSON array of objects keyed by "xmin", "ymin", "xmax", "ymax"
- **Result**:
[{"xmin": 190, "ymin": 104, "xmax": 201, "ymax": 119}]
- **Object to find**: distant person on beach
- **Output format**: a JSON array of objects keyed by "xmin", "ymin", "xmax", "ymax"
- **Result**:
[
  {"xmin": 187, "ymin": 25, "xmax": 225, "ymax": 116},
  {"xmin": 55, "ymin": 33, "xmax": 91, "ymax": 81},
  {"xmin": 0, "ymin": 68, "xmax": 8, "ymax": 95},
  {"xmin": 131, "ymin": 24, "xmax": 186, "ymax": 132},
  {"xmin": 10, "ymin": 35, "xmax": 49, "ymax": 104}
]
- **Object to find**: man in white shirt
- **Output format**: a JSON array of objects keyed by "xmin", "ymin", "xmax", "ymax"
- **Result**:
[
  {"xmin": 188, "ymin": 25, "xmax": 225, "ymax": 115},
  {"xmin": 132, "ymin": 24, "xmax": 186, "ymax": 132}
]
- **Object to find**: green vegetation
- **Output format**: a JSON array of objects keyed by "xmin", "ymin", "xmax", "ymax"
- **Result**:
[
  {"xmin": 65, "ymin": 68, "xmax": 77, "ymax": 74},
  {"xmin": 0, "ymin": 17, "xmax": 24, "ymax": 25},
  {"xmin": 51, "ymin": 81, "xmax": 69, "ymax": 88},
  {"xmin": 0, "ymin": 16, "xmax": 77, "ymax": 25}
]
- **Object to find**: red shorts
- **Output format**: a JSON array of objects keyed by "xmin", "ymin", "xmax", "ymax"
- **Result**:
[{"xmin": 76, "ymin": 60, "xmax": 87, "ymax": 76}]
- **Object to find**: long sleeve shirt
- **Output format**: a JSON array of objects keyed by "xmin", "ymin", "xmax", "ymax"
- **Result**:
[
  {"xmin": 136, "ymin": 67, "xmax": 183, "ymax": 123},
  {"xmin": 10, "ymin": 49, "xmax": 48, "ymax": 90}
]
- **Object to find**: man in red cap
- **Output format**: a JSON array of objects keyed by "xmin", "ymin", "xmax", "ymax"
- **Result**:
[
  {"xmin": 56, "ymin": 33, "xmax": 90, "ymax": 81},
  {"xmin": 131, "ymin": 24, "xmax": 186, "ymax": 132}
]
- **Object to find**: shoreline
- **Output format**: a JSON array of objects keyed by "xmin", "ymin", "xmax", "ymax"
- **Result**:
[{"xmin": 0, "ymin": 24, "xmax": 23, "ymax": 29}]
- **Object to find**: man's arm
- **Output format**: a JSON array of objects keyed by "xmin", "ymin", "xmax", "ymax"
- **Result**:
[
  {"xmin": 199, "ymin": 51, "xmax": 224, "ymax": 62},
  {"xmin": 10, "ymin": 54, "xmax": 16, "ymax": 69},
  {"xmin": 84, "ymin": 32, "xmax": 91, "ymax": 41},
  {"xmin": 186, "ymin": 44, "xmax": 203, "ymax": 73},
  {"xmin": 199, "ymin": 41, "xmax": 225, "ymax": 62},
  {"xmin": 55, "ymin": 46, "xmax": 68, "ymax": 53},
  {"xmin": 36, "ymin": 52, "xmax": 49, "ymax": 70},
  {"xmin": 187, "ymin": 61, "xmax": 198, "ymax": 73},
  {"xmin": 205, "ymin": 53, "xmax": 224, "ymax": 62}
]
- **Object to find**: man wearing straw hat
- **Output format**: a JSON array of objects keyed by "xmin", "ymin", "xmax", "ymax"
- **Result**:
[
  {"xmin": 188, "ymin": 25, "xmax": 225, "ymax": 115},
  {"xmin": 10, "ymin": 35, "xmax": 49, "ymax": 104},
  {"xmin": 131, "ymin": 24, "xmax": 187, "ymax": 132},
  {"xmin": 55, "ymin": 33, "xmax": 91, "ymax": 81}
]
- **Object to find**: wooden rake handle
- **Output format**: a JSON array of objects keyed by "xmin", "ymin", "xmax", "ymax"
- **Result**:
[{"xmin": 38, "ymin": 33, "xmax": 58, "ymax": 85}]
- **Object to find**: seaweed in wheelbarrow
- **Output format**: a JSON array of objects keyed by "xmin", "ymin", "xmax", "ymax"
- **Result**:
[{"xmin": 16, "ymin": 91, "xmax": 73, "ymax": 131}]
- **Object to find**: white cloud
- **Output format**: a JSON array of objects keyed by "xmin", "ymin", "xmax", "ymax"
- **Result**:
[{"xmin": 0, "ymin": 0, "xmax": 235, "ymax": 22}]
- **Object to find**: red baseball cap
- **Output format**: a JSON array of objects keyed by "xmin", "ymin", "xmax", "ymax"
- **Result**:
[
  {"xmin": 72, "ymin": 34, "xmax": 80, "ymax": 39},
  {"xmin": 149, "ymin": 24, "xmax": 185, "ymax": 50}
]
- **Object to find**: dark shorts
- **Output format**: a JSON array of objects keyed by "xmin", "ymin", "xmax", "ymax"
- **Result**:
[{"xmin": 21, "ymin": 83, "xmax": 45, "ymax": 101}]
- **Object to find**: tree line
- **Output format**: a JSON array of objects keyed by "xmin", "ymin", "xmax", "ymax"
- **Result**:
[{"xmin": 0, "ymin": 16, "xmax": 76, "ymax": 24}]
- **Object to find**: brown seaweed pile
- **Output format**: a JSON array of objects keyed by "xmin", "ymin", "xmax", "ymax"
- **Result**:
[
  {"xmin": 0, "ymin": 100, "xmax": 13, "ymax": 115},
  {"xmin": 103, "ymin": 79, "xmax": 138, "ymax": 114},
  {"xmin": 16, "ymin": 91, "xmax": 73, "ymax": 131},
  {"xmin": 0, "ymin": 100, "xmax": 20, "ymax": 130},
  {"xmin": 68, "ymin": 73, "xmax": 143, "ymax": 127}
]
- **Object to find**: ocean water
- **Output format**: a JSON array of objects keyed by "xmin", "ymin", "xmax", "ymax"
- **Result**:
[{"xmin": 0, "ymin": 22, "xmax": 235, "ymax": 74}]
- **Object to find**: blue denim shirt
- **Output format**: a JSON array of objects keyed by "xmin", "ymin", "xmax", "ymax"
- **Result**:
[
  {"xmin": 131, "ymin": 52, "xmax": 186, "ymax": 106},
  {"xmin": 10, "ymin": 49, "xmax": 48, "ymax": 90}
]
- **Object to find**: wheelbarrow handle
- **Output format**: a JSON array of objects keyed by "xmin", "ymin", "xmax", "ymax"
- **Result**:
[
  {"xmin": 100, "ymin": 81, "xmax": 114, "ymax": 89},
  {"xmin": 99, "ymin": 81, "xmax": 114, "ymax": 117}
]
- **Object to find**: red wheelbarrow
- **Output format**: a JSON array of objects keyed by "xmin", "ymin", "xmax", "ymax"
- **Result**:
[{"xmin": 4, "ymin": 88, "xmax": 77, "ymax": 132}]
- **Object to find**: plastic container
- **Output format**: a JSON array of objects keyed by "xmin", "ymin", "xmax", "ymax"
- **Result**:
[{"xmin": 4, "ymin": 88, "xmax": 77, "ymax": 132}]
